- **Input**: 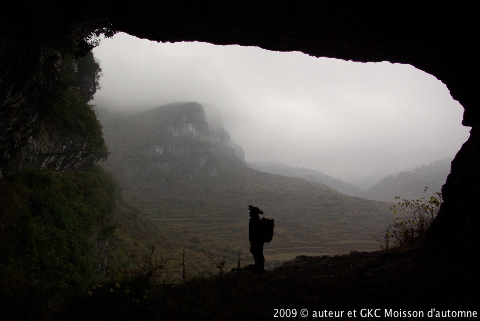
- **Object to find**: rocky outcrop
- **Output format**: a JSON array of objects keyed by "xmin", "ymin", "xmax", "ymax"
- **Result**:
[
  {"xmin": 0, "ymin": 61, "xmax": 105, "ymax": 176},
  {"xmin": 0, "ymin": 45, "xmax": 64, "ymax": 176},
  {"xmin": 0, "ymin": 3, "xmax": 108, "ymax": 175},
  {"xmin": 97, "ymin": 103, "xmax": 239, "ymax": 182},
  {"xmin": 1, "ymin": 122, "xmax": 103, "ymax": 176}
]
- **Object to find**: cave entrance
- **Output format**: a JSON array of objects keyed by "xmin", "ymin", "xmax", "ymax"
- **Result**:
[{"xmin": 91, "ymin": 32, "xmax": 470, "ymax": 270}]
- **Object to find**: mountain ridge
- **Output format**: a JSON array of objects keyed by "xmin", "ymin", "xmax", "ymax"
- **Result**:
[
  {"xmin": 361, "ymin": 158, "xmax": 451, "ymax": 202},
  {"xmin": 248, "ymin": 158, "xmax": 452, "ymax": 203},
  {"xmin": 248, "ymin": 161, "xmax": 363, "ymax": 197}
]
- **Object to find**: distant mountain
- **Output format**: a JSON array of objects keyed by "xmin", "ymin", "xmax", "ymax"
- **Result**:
[
  {"xmin": 97, "ymin": 102, "xmax": 243, "ymax": 184},
  {"xmin": 96, "ymin": 102, "xmax": 393, "ymax": 272},
  {"xmin": 248, "ymin": 161, "xmax": 363, "ymax": 197},
  {"xmin": 361, "ymin": 159, "xmax": 451, "ymax": 202},
  {"xmin": 412, "ymin": 158, "xmax": 452, "ymax": 172}
]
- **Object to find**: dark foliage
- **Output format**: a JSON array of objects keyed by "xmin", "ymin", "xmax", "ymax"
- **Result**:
[
  {"xmin": 41, "ymin": 54, "xmax": 108, "ymax": 159},
  {"xmin": 70, "ymin": 51, "xmax": 102, "ymax": 102},
  {"xmin": 0, "ymin": 166, "xmax": 117, "ymax": 320}
]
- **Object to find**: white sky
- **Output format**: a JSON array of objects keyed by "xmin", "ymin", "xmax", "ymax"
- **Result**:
[{"xmin": 92, "ymin": 32, "xmax": 470, "ymax": 186}]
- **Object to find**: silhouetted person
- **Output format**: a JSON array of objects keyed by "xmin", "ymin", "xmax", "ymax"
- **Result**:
[{"xmin": 249, "ymin": 205, "xmax": 265, "ymax": 273}]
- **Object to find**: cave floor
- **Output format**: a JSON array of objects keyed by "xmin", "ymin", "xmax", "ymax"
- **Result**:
[
  {"xmin": 213, "ymin": 243, "xmax": 479, "ymax": 320},
  {"xmin": 59, "ymin": 241, "xmax": 479, "ymax": 321}
]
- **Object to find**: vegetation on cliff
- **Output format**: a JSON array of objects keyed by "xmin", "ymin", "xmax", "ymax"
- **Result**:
[
  {"xmin": 375, "ymin": 188, "xmax": 443, "ymax": 250},
  {"xmin": 0, "ymin": 166, "xmax": 117, "ymax": 320},
  {"xmin": 40, "ymin": 51, "xmax": 108, "ymax": 159}
]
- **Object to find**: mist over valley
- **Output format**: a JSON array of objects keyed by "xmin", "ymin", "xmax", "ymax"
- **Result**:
[
  {"xmin": 92, "ymin": 33, "xmax": 469, "ymax": 186},
  {"xmin": 96, "ymin": 102, "xmax": 397, "ymax": 272}
]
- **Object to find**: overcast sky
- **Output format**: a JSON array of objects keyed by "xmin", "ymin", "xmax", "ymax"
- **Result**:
[{"xmin": 92, "ymin": 32, "xmax": 470, "ymax": 187}]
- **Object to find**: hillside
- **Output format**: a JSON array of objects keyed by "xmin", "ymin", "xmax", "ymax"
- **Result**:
[
  {"xmin": 362, "ymin": 159, "xmax": 451, "ymax": 202},
  {"xmin": 96, "ymin": 102, "xmax": 394, "ymax": 275},
  {"xmin": 249, "ymin": 159, "xmax": 452, "ymax": 203},
  {"xmin": 249, "ymin": 161, "xmax": 363, "ymax": 197}
]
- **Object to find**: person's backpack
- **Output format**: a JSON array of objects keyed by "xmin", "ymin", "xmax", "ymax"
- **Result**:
[{"xmin": 261, "ymin": 217, "xmax": 275, "ymax": 243}]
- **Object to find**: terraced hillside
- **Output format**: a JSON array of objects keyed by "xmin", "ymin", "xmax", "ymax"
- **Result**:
[{"xmin": 96, "ymin": 103, "xmax": 394, "ymax": 275}]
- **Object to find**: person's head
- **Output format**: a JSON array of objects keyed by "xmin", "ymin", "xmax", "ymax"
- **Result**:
[{"xmin": 249, "ymin": 205, "xmax": 263, "ymax": 216}]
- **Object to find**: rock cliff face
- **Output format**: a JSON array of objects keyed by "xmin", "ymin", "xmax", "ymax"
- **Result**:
[
  {"xmin": 1, "ymin": 123, "xmax": 103, "ymax": 176},
  {"xmin": 97, "ymin": 102, "xmax": 242, "ymax": 183},
  {"xmin": 0, "ymin": 45, "xmax": 62, "ymax": 175},
  {"xmin": 0, "ymin": 35, "xmax": 108, "ymax": 176},
  {"xmin": 0, "ymin": 3, "xmax": 107, "ymax": 176},
  {"xmin": 1, "ymin": 2, "xmax": 478, "ymax": 259}
]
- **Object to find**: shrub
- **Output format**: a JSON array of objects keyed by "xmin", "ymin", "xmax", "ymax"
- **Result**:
[{"xmin": 375, "ymin": 188, "xmax": 442, "ymax": 250}]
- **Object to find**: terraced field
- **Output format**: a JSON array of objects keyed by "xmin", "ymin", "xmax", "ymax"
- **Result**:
[{"xmin": 112, "ymin": 175, "xmax": 394, "ymax": 276}]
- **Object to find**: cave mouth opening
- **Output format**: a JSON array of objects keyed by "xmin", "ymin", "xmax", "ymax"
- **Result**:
[{"xmin": 92, "ymin": 32, "xmax": 469, "ymax": 190}]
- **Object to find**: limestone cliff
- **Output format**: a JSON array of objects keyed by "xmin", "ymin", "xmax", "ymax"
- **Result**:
[
  {"xmin": 0, "ymin": 3, "xmax": 109, "ymax": 176},
  {"xmin": 0, "ymin": 38, "xmax": 108, "ymax": 176},
  {"xmin": 97, "ymin": 102, "xmax": 243, "ymax": 183}
]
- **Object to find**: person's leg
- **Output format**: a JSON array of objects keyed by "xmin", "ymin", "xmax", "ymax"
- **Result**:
[
  {"xmin": 257, "ymin": 243, "xmax": 265, "ymax": 271},
  {"xmin": 249, "ymin": 244, "xmax": 257, "ymax": 268},
  {"xmin": 251, "ymin": 242, "xmax": 264, "ymax": 271}
]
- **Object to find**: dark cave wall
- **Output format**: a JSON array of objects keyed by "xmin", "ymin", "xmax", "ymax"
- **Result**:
[
  {"xmin": 1, "ymin": 1, "xmax": 478, "ymax": 256},
  {"xmin": 427, "ymin": 127, "xmax": 480, "ymax": 258}
]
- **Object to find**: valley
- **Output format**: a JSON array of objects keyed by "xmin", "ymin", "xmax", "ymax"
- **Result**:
[{"xmin": 97, "ymin": 102, "xmax": 395, "ymax": 276}]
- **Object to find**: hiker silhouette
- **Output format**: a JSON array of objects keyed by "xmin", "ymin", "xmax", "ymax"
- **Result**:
[{"xmin": 249, "ymin": 205, "xmax": 265, "ymax": 273}]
